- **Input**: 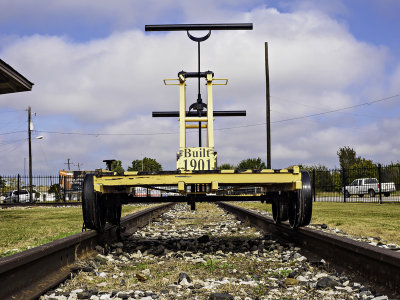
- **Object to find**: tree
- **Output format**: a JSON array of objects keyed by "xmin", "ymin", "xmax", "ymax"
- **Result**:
[
  {"xmin": 299, "ymin": 164, "xmax": 335, "ymax": 192},
  {"xmin": 237, "ymin": 157, "xmax": 266, "ymax": 170},
  {"xmin": 128, "ymin": 157, "xmax": 162, "ymax": 172},
  {"xmin": 348, "ymin": 158, "xmax": 377, "ymax": 183},
  {"xmin": 0, "ymin": 176, "xmax": 5, "ymax": 188},
  {"xmin": 337, "ymin": 146, "xmax": 360, "ymax": 170},
  {"xmin": 49, "ymin": 183, "xmax": 61, "ymax": 200},
  {"xmin": 382, "ymin": 162, "xmax": 400, "ymax": 184},
  {"xmin": 111, "ymin": 160, "xmax": 125, "ymax": 174},
  {"xmin": 218, "ymin": 163, "xmax": 236, "ymax": 170}
]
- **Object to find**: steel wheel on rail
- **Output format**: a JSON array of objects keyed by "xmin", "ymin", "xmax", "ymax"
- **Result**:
[
  {"xmin": 272, "ymin": 192, "xmax": 289, "ymax": 224},
  {"xmin": 288, "ymin": 171, "xmax": 313, "ymax": 229},
  {"xmin": 82, "ymin": 174, "xmax": 106, "ymax": 232}
]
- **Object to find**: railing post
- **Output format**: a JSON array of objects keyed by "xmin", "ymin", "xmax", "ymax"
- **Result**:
[
  {"xmin": 312, "ymin": 169, "xmax": 316, "ymax": 202},
  {"xmin": 63, "ymin": 176, "xmax": 66, "ymax": 203},
  {"xmin": 378, "ymin": 164, "xmax": 382, "ymax": 204},
  {"xmin": 17, "ymin": 174, "xmax": 20, "ymax": 203},
  {"xmin": 343, "ymin": 168, "xmax": 346, "ymax": 203},
  {"xmin": 58, "ymin": 175, "xmax": 61, "ymax": 202}
]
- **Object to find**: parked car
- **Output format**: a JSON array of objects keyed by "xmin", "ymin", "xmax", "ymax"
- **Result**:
[
  {"xmin": 3, "ymin": 190, "xmax": 36, "ymax": 203},
  {"xmin": 343, "ymin": 178, "xmax": 396, "ymax": 198}
]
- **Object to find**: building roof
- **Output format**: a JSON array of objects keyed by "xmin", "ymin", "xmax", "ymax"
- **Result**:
[{"xmin": 0, "ymin": 59, "xmax": 34, "ymax": 94}]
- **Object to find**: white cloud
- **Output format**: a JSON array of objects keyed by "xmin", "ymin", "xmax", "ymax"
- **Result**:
[{"xmin": 0, "ymin": 3, "xmax": 399, "ymax": 174}]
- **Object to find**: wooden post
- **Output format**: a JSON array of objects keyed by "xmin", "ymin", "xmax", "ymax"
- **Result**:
[{"xmin": 265, "ymin": 42, "xmax": 271, "ymax": 169}]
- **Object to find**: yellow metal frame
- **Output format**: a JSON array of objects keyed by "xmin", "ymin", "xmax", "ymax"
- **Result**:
[
  {"xmin": 92, "ymin": 72, "xmax": 303, "ymax": 197},
  {"xmin": 166, "ymin": 73, "xmax": 227, "ymax": 171},
  {"xmin": 167, "ymin": 73, "xmax": 227, "ymax": 151},
  {"xmin": 93, "ymin": 166, "xmax": 302, "ymax": 194}
]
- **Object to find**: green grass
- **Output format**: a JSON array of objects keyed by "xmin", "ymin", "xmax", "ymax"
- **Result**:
[
  {"xmin": 236, "ymin": 202, "xmax": 400, "ymax": 245},
  {"xmin": 0, "ymin": 205, "xmax": 151, "ymax": 257}
]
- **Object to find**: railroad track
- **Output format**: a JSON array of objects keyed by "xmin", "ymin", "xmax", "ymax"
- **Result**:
[
  {"xmin": 1, "ymin": 202, "xmax": 398, "ymax": 299},
  {"xmin": 0, "ymin": 203, "xmax": 173, "ymax": 300},
  {"xmin": 0, "ymin": 202, "xmax": 82, "ymax": 208},
  {"xmin": 218, "ymin": 202, "xmax": 400, "ymax": 297}
]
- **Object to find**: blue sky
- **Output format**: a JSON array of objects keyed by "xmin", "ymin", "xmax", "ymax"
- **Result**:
[{"xmin": 0, "ymin": 0, "xmax": 400, "ymax": 174}]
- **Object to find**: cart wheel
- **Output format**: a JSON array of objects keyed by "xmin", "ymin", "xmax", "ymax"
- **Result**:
[
  {"xmin": 288, "ymin": 171, "xmax": 313, "ymax": 229},
  {"xmin": 82, "ymin": 174, "xmax": 106, "ymax": 232},
  {"xmin": 272, "ymin": 193, "xmax": 288, "ymax": 224}
]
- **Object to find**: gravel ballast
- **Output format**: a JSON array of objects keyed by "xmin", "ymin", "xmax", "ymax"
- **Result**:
[{"xmin": 40, "ymin": 203, "xmax": 390, "ymax": 300}]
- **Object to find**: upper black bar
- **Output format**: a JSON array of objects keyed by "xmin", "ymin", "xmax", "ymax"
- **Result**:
[
  {"xmin": 152, "ymin": 110, "xmax": 246, "ymax": 117},
  {"xmin": 145, "ymin": 23, "xmax": 253, "ymax": 32}
]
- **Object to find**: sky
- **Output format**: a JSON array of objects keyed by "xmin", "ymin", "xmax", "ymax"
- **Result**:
[{"xmin": 0, "ymin": 0, "xmax": 400, "ymax": 174}]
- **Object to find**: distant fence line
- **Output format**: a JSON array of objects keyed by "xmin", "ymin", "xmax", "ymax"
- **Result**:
[
  {"xmin": 0, "ymin": 174, "xmax": 82, "ymax": 203},
  {"xmin": 1, "ymin": 164, "xmax": 400, "ymax": 203},
  {"xmin": 309, "ymin": 164, "xmax": 400, "ymax": 203}
]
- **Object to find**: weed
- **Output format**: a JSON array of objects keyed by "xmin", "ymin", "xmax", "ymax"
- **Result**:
[
  {"xmin": 203, "ymin": 256, "xmax": 219, "ymax": 273},
  {"xmin": 270, "ymin": 269, "xmax": 291, "ymax": 278},
  {"xmin": 253, "ymin": 277, "xmax": 267, "ymax": 297}
]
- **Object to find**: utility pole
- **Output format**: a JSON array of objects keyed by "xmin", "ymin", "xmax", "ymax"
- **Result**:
[
  {"xmin": 65, "ymin": 158, "xmax": 72, "ymax": 170},
  {"xmin": 265, "ymin": 42, "xmax": 271, "ymax": 169},
  {"xmin": 28, "ymin": 106, "xmax": 33, "ymax": 203},
  {"xmin": 75, "ymin": 162, "xmax": 83, "ymax": 171}
]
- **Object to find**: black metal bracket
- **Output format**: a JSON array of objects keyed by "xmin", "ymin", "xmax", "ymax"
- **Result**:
[
  {"xmin": 103, "ymin": 159, "xmax": 116, "ymax": 171},
  {"xmin": 152, "ymin": 111, "xmax": 246, "ymax": 117},
  {"xmin": 145, "ymin": 23, "xmax": 253, "ymax": 32},
  {"xmin": 187, "ymin": 30, "xmax": 211, "ymax": 42}
]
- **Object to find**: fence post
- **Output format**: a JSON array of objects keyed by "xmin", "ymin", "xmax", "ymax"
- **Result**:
[
  {"xmin": 378, "ymin": 164, "xmax": 382, "ymax": 204},
  {"xmin": 342, "ymin": 168, "xmax": 346, "ymax": 203},
  {"xmin": 58, "ymin": 175, "xmax": 61, "ymax": 202},
  {"xmin": 63, "ymin": 176, "xmax": 66, "ymax": 203},
  {"xmin": 312, "ymin": 169, "xmax": 316, "ymax": 202},
  {"xmin": 17, "ymin": 174, "xmax": 20, "ymax": 203}
]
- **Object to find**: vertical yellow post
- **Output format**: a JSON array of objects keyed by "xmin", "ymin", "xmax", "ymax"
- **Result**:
[
  {"xmin": 206, "ymin": 73, "xmax": 214, "ymax": 148},
  {"xmin": 179, "ymin": 74, "xmax": 186, "ymax": 149}
]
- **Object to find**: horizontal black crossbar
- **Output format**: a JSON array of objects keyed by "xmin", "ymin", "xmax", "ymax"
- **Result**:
[
  {"xmin": 152, "ymin": 111, "xmax": 246, "ymax": 117},
  {"xmin": 145, "ymin": 23, "xmax": 253, "ymax": 32},
  {"xmin": 123, "ymin": 195, "xmax": 271, "ymax": 204}
]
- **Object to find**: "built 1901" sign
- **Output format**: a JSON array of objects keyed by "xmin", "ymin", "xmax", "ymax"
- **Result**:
[{"xmin": 176, "ymin": 147, "xmax": 217, "ymax": 171}]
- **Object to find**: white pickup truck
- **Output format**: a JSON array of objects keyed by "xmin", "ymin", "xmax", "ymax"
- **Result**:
[
  {"xmin": 343, "ymin": 178, "xmax": 396, "ymax": 198},
  {"xmin": 3, "ymin": 190, "xmax": 35, "ymax": 203}
]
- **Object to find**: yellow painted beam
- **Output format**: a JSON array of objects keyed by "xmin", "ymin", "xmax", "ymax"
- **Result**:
[
  {"xmin": 93, "ymin": 171, "xmax": 302, "ymax": 192},
  {"xmin": 206, "ymin": 73, "xmax": 214, "ymax": 148},
  {"xmin": 179, "ymin": 79, "xmax": 186, "ymax": 149},
  {"xmin": 211, "ymin": 181, "xmax": 218, "ymax": 192},
  {"xmin": 186, "ymin": 124, "xmax": 207, "ymax": 129},
  {"xmin": 184, "ymin": 117, "xmax": 208, "ymax": 122}
]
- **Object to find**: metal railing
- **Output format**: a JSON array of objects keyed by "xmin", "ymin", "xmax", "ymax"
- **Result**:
[
  {"xmin": 1, "ymin": 164, "xmax": 399, "ymax": 203},
  {"xmin": 0, "ymin": 175, "xmax": 82, "ymax": 203},
  {"xmin": 309, "ymin": 164, "xmax": 400, "ymax": 202}
]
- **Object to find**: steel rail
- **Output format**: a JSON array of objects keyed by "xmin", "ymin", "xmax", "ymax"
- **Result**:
[
  {"xmin": 0, "ymin": 203, "xmax": 174, "ymax": 300},
  {"xmin": 0, "ymin": 202, "xmax": 82, "ymax": 208},
  {"xmin": 217, "ymin": 202, "xmax": 400, "ymax": 295}
]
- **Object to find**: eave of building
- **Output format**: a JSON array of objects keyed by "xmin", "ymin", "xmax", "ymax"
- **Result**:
[{"xmin": 0, "ymin": 59, "xmax": 34, "ymax": 95}]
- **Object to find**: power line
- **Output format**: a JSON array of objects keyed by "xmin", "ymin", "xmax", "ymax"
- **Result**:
[
  {"xmin": 0, "ymin": 130, "xmax": 25, "ymax": 136},
  {"xmin": 1, "ymin": 93, "xmax": 398, "ymax": 137},
  {"xmin": 271, "ymin": 94, "xmax": 400, "ymax": 124},
  {"xmin": 216, "ymin": 93, "xmax": 400, "ymax": 130},
  {"xmin": 37, "ymin": 130, "xmax": 178, "ymax": 136}
]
